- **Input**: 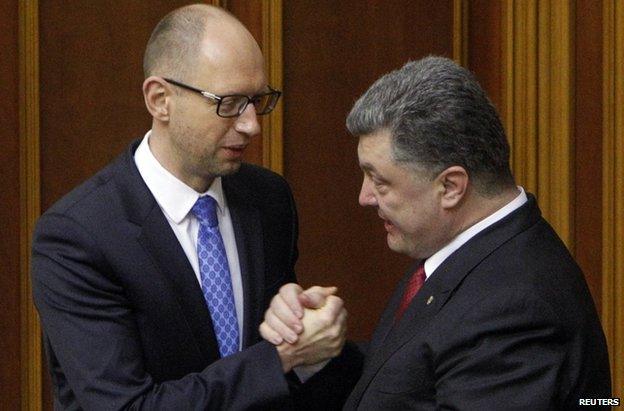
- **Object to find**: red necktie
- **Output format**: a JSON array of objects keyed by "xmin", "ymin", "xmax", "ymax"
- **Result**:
[{"xmin": 395, "ymin": 262, "xmax": 426, "ymax": 321}]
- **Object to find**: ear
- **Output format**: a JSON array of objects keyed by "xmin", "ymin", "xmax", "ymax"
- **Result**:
[
  {"xmin": 437, "ymin": 166, "xmax": 469, "ymax": 209},
  {"xmin": 142, "ymin": 76, "xmax": 171, "ymax": 122}
]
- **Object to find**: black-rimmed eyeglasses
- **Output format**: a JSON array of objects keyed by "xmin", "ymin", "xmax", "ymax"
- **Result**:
[{"xmin": 163, "ymin": 78, "xmax": 281, "ymax": 118}]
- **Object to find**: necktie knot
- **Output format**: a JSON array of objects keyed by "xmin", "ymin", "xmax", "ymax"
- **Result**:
[{"xmin": 192, "ymin": 196, "xmax": 218, "ymax": 227}]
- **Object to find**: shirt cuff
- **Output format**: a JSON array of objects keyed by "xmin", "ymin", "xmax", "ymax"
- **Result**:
[{"xmin": 293, "ymin": 360, "xmax": 330, "ymax": 383}]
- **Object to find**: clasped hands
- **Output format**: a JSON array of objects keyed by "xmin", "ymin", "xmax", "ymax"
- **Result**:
[{"xmin": 260, "ymin": 284, "xmax": 347, "ymax": 373}]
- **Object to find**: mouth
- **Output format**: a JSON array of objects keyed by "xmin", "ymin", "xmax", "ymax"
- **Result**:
[
  {"xmin": 378, "ymin": 212, "xmax": 394, "ymax": 232},
  {"xmin": 222, "ymin": 144, "xmax": 248, "ymax": 159},
  {"xmin": 383, "ymin": 220, "xmax": 394, "ymax": 232}
]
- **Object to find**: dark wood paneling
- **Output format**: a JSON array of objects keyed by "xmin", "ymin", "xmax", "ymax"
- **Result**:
[
  {"xmin": 226, "ymin": 1, "xmax": 263, "ymax": 41},
  {"xmin": 283, "ymin": 0, "xmax": 454, "ymax": 340},
  {"xmin": 0, "ymin": 1, "xmax": 22, "ymax": 409},
  {"xmin": 574, "ymin": 0, "xmax": 603, "ymax": 309},
  {"xmin": 39, "ymin": 1, "xmax": 199, "ymax": 210},
  {"xmin": 467, "ymin": 0, "xmax": 503, "ymax": 112}
]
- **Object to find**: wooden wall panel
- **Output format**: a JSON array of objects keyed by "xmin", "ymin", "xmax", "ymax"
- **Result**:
[
  {"xmin": 226, "ymin": 1, "xmax": 264, "ymax": 48},
  {"xmin": 574, "ymin": 0, "xmax": 603, "ymax": 313},
  {"xmin": 602, "ymin": 0, "xmax": 624, "ymax": 398},
  {"xmin": 38, "ymin": 1, "xmax": 200, "ymax": 210},
  {"xmin": 501, "ymin": 0, "xmax": 575, "ymax": 249},
  {"xmin": 467, "ymin": 0, "xmax": 503, "ymax": 112},
  {"xmin": 283, "ymin": 0, "xmax": 454, "ymax": 340},
  {"xmin": 0, "ymin": 1, "xmax": 22, "ymax": 409},
  {"xmin": 20, "ymin": 1, "xmax": 43, "ymax": 407}
]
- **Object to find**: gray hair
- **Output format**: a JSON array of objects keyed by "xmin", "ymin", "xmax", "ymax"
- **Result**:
[{"xmin": 346, "ymin": 56, "xmax": 514, "ymax": 196}]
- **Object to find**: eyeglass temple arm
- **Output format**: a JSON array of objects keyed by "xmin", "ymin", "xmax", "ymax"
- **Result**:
[{"xmin": 163, "ymin": 78, "xmax": 221, "ymax": 102}]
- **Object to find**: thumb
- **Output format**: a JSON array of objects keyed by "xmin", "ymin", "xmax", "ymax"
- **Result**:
[{"xmin": 298, "ymin": 286, "xmax": 338, "ymax": 309}]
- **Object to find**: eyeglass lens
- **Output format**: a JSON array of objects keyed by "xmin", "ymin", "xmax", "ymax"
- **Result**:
[{"xmin": 217, "ymin": 93, "xmax": 280, "ymax": 117}]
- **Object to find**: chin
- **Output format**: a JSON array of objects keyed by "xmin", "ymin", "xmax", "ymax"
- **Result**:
[
  {"xmin": 214, "ymin": 161, "xmax": 242, "ymax": 177},
  {"xmin": 226, "ymin": 161, "xmax": 243, "ymax": 173},
  {"xmin": 387, "ymin": 235, "xmax": 420, "ymax": 258},
  {"xmin": 386, "ymin": 236, "xmax": 406, "ymax": 255}
]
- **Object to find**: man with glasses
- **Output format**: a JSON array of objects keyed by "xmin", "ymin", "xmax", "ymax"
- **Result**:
[{"xmin": 31, "ymin": 4, "xmax": 351, "ymax": 409}]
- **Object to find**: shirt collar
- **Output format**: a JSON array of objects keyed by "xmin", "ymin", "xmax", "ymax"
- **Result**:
[
  {"xmin": 424, "ymin": 187, "xmax": 528, "ymax": 278},
  {"xmin": 134, "ymin": 130, "xmax": 226, "ymax": 224}
]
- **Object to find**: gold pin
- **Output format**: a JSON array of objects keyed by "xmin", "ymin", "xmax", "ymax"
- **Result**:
[{"xmin": 426, "ymin": 296, "xmax": 434, "ymax": 305}]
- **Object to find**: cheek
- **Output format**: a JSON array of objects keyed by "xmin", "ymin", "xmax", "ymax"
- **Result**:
[
  {"xmin": 191, "ymin": 124, "xmax": 229, "ymax": 149},
  {"xmin": 398, "ymin": 200, "xmax": 433, "ymax": 234}
]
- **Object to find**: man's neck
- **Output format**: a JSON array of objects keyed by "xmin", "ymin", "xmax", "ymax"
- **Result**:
[
  {"xmin": 453, "ymin": 187, "xmax": 521, "ymax": 239},
  {"xmin": 148, "ymin": 129, "xmax": 215, "ymax": 193}
]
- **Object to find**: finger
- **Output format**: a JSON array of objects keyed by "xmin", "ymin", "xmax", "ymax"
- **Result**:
[
  {"xmin": 299, "ymin": 292, "xmax": 327, "ymax": 309},
  {"xmin": 306, "ymin": 286, "xmax": 338, "ymax": 297},
  {"xmin": 279, "ymin": 283, "xmax": 305, "ymax": 318},
  {"xmin": 265, "ymin": 307, "xmax": 300, "ymax": 344},
  {"xmin": 299, "ymin": 286, "xmax": 338, "ymax": 309},
  {"xmin": 259, "ymin": 321, "xmax": 284, "ymax": 345},
  {"xmin": 336, "ymin": 309, "xmax": 348, "ymax": 334},
  {"xmin": 320, "ymin": 295, "xmax": 345, "ymax": 320},
  {"xmin": 270, "ymin": 294, "xmax": 303, "ymax": 333}
]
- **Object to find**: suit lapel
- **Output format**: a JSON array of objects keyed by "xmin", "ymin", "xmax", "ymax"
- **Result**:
[
  {"xmin": 222, "ymin": 173, "xmax": 265, "ymax": 348},
  {"xmin": 347, "ymin": 269, "xmax": 446, "ymax": 407},
  {"xmin": 366, "ymin": 261, "xmax": 421, "ymax": 354},
  {"xmin": 347, "ymin": 196, "xmax": 542, "ymax": 408},
  {"xmin": 137, "ymin": 205, "xmax": 220, "ymax": 362},
  {"xmin": 114, "ymin": 141, "xmax": 219, "ymax": 363}
]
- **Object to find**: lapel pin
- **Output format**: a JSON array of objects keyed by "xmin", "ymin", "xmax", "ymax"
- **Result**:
[{"xmin": 426, "ymin": 295, "xmax": 434, "ymax": 305}]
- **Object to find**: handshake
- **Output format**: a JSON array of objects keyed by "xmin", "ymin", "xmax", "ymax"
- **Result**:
[{"xmin": 259, "ymin": 284, "xmax": 348, "ymax": 373}]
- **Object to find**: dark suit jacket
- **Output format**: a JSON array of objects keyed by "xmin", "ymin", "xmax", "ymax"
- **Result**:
[
  {"xmin": 32, "ymin": 141, "xmax": 299, "ymax": 410},
  {"xmin": 344, "ymin": 195, "xmax": 611, "ymax": 410}
]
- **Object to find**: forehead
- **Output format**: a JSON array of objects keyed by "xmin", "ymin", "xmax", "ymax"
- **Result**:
[
  {"xmin": 357, "ymin": 129, "xmax": 393, "ymax": 169},
  {"xmin": 193, "ymin": 30, "xmax": 267, "ymax": 94}
]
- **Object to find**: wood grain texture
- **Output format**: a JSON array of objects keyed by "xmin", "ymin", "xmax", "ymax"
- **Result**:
[
  {"xmin": 602, "ymin": 0, "xmax": 624, "ymax": 399},
  {"xmin": 19, "ymin": 1, "xmax": 42, "ymax": 409},
  {"xmin": 574, "ymin": 0, "xmax": 603, "ymax": 324},
  {"xmin": 467, "ymin": 0, "xmax": 504, "ymax": 124},
  {"xmin": 38, "ymin": 1, "xmax": 196, "ymax": 210},
  {"xmin": 501, "ymin": 0, "xmax": 574, "ymax": 248},
  {"xmin": 0, "ymin": 1, "xmax": 23, "ymax": 409}
]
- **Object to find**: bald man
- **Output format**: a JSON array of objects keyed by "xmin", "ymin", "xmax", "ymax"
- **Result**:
[{"xmin": 31, "ymin": 4, "xmax": 349, "ymax": 410}]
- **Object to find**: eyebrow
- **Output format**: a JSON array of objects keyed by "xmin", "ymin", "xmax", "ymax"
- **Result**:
[{"xmin": 359, "ymin": 162, "xmax": 377, "ymax": 174}]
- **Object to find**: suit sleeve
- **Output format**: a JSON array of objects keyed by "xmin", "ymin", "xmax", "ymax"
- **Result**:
[
  {"xmin": 32, "ymin": 212, "xmax": 291, "ymax": 411},
  {"xmin": 290, "ymin": 341, "xmax": 366, "ymax": 410},
  {"xmin": 432, "ymin": 287, "xmax": 590, "ymax": 410}
]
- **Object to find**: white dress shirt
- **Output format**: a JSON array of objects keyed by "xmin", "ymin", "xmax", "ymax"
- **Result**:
[
  {"xmin": 134, "ymin": 131, "xmax": 244, "ymax": 346},
  {"xmin": 424, "ymin": 187, "xmax": 528, "ymax": 278}
]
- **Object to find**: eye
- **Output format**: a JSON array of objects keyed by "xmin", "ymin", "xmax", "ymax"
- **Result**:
[
  {"xmin": 371, "ymin": 176, "xmax": 389, "ymax": 193},
  {"xmin": 219, "ymin": 96, "xmax": 238, "ymax": 109}
]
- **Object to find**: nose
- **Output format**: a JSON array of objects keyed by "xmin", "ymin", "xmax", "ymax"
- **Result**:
[
  {"xmin": 358, "ymin": 175, "xmax": 378, "ymax": 207},
  {"xmin": 234, "ymin": 104, "xmax": 261, "ymax": 137}
]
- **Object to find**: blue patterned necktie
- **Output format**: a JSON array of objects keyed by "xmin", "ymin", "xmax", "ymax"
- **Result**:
[{"xmin": 191, "ymin": 195, "xmax": 239, "ymax": 357}]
